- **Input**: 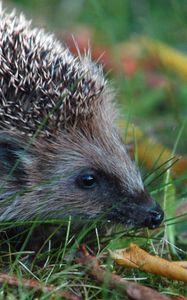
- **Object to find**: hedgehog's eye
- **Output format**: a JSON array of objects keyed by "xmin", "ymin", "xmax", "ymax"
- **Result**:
[{"xmin": 76, "ymin": 171, "xmax": 98, "ymax": 189}]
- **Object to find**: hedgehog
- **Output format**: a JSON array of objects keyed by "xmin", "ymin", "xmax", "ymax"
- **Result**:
[{"xmin": 0, "ymin": 5, "xmax": 164, "ymax": 229}]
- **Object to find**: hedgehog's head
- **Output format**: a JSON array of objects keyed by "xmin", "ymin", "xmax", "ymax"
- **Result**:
[
  {"xmin": 0, "ymin": 7, "xmax": 164, "ymax": 227},
  {"xmin": 41, "ymin": 80, "xmax": 163, "ymax": 230}
]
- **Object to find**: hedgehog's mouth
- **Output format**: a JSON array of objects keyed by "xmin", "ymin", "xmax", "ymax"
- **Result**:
[{"xmin": 107, "ymin": 202, "xmax": 164, "ymax": 230}]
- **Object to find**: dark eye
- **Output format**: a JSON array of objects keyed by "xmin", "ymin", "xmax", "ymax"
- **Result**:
[{"xmin": 76, "ymin": 172, "xmax": 98, "ymax": 189}]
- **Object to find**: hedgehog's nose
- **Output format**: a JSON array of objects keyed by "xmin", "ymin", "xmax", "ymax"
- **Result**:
[{"xmin": 145, "ymin": 203, "xmax": 164, "ymax": 229}]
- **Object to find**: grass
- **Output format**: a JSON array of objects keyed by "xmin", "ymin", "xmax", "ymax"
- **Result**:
[{"xmin": 1, "ymin": 0, "xmax": 187, "ymax": 298}]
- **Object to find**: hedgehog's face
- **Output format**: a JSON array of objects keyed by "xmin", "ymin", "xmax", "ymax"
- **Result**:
[
  {"xmin": 47, "ymin": 125, "xmax": 164, "ymax": 230},
  {"xmin": 73, "ymin": 168, "xmax": 163, "ymax": 229},
  {"xmin": 66, "ymin": 167, "xmax": 164, "ymax": 229}
]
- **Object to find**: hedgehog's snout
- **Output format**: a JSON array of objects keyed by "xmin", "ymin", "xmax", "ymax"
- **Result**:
[
  {"xmin": 107, "ymin": 189, "xmax": 164, "ymax": 229},
  {"xmin": 143, "ymin": 203, "xmax": 164, "ymax": 229}
]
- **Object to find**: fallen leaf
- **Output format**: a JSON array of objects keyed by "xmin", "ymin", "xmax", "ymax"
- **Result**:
[{"xmin": 110, "ymin": 243, "xmax": 187, "ymax": 283}]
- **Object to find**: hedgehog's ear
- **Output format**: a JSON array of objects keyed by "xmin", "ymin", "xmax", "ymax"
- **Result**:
[{"xmin": 0, "ymin": 133, "xmax": 33, "ymax": 178}]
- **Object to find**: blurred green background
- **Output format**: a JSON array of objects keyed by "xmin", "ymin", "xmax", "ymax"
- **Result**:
[{"xmin": 7, "ymin": 0, "xmax": 187, "ymax": 46}]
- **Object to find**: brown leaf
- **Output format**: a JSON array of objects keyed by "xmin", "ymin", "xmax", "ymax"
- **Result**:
[{"xmin": 110, "ymin": 243, "xmax": 187, "ymax": 283}]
